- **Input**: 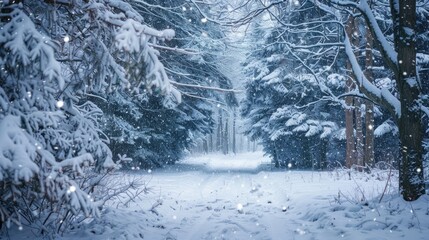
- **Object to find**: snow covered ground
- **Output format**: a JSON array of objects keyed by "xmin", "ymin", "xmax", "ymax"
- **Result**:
[{"xmin": 6, "ymin": 152, "xmax": 429, "ymax": 239}]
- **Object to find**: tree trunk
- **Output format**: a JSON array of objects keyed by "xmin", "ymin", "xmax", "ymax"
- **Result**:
[
  {"xmin": 216, "ymin": 109, "xmax": 223, "ymax": 152},
  {"xmin": 302, "ymin": 137, "xmax": 312, "ymax": 169},
  {"xmin": 203, "ymin": 139, "xmax": 208, "ymax": 154},
  {"xmin": 345, "ymin": 15, "xmax": 357, "ymax": 168},
  {"xmin": 273, "ymin": 141, "xmax": 280, "ymax": 168},
  {"xmin": 345, "ymin": 96, "xmax": 355, "ymax": 168},
  {"xmin": 232, "ymin": 109, "xmax": 237, "ymax": 154},
  {"xmin": 364, "ymin": 101, "xmax": 375, "ymax": 166},
  {"xmin": 208, "ymin": 134, "xmax": 213, "ymax": 153},
  {"xmin": 352, "ymin": 16, "xmax": 364, "ymax": 171},
  {"xmin": 364, "ymin": 27, "xmax": 375, "ymax": 168},
  {"xmin": 355, "ymin": 99, "xmax": 364, "ymax": 170},
  {"xmin": 395, "ymin": 0, "xmax": 425, "ymax": 201},
  {"xmin": 223, "ymin": 118, "xmax": 229, "ymax": 154},
  {"xmin": 247, "ymin": 137, "xmax": 251, "ymax": 152},
  {"xmin": 320, "ymin": 139, "xmax": 328, "ymax": 170}
]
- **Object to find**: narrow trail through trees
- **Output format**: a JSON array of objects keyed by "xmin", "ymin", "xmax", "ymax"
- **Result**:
[{"xmin": 58, "ymin": 152, "xmax": 428, "ymax": 240}]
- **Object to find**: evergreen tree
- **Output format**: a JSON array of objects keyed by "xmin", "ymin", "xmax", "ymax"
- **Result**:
[
  {"xmin": 100, "ymin": 0, "xmax": 237, "ymax": 166},
  {"xmin": 0, "ymin": 0, "xmax": 179, "ymax": 234},
  {"xmin": 237, "ymin": 0, "xmax": 429, "ymax": 200},
  {"xmin": 241, "ymin": 14, "xmax": 345, "ymax": 169}
]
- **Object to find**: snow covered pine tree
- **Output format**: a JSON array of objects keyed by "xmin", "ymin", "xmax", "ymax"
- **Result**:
[{"xmin": 0, "ymin": 0, "xmax": 179, "ymax": 236}]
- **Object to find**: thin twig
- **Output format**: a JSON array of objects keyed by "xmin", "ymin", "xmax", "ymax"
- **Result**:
[{"xmin": 379, "ymin": 167, "xmax": 392, "ymax": 203}]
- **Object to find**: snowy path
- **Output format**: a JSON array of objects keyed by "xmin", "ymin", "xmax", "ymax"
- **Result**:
[{"xmin": 63, "ymin": 152, "xmax": 429, "ymax": 240}]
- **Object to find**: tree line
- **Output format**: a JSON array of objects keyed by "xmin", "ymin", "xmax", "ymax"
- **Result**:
[{"xmin": 238, "ymin": 0, "xmax": 429, "ymax": 201}]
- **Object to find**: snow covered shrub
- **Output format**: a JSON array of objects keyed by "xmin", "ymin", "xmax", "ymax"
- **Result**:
[{"xmin": 0, "ymin": 6, "xmax": 114, "ymax": 234}]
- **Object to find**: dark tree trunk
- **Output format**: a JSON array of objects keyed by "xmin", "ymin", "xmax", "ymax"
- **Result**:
[
  {"xmin": 232, "ymin": 109, "xmax": 237, "ymax": 154},
  {"xmin": 320, "ymin": 139, "xmax": 328, "ymax": 170},
  {"xmin": 208, "ymin": 134, "xmax": 213, "ymax": 153},
  {"xmin": 364, "ymin": 101, "xmax": 375, "ymax": 167},
  {"xmin": 216, "ymin": 109, "xmax": 223, "ymax": 152},
  {"xmin": 364, "ymin": 27, "xmax": 375, "ymax": 168},
  {"xmin": 355, "ymin": 98, "xmax": 364, "ymax": 170},
  {"xmin": 352, "ymin": 16, "xmax": 364, "ymax": 171},
  {"xmin": 345, "ymin": 96, "xmax": 355, "ymax": 168},
  {"xmin": 302, "ymin": 138, "xmax": 312, "ymax": 169},
  {"xmin": 273, "ymin": 141, "xmax": 280, "ymax": 168},
  {"xmin": 345, "ymin": 15, "xmax": 357, "ymax": 168},
  {"xmin": 395, "ymin": 0, "xmax": 425, "ymax": 201}
]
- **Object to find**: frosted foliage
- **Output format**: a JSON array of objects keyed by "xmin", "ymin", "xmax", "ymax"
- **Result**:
[
  {"xmin": 0, "ymin": 5, "xmax": 113, "ymax": 232},
  {"xmin": 0, "ymin": 115, "xmax": 100, "ymax": 227},
  {"xmin": 320, "ymin": 122, "xmax": 336, "ymax": 138},
  {"xmin": 326, "ymin": 74, "xmax": 346, "ymax": 88},
  {"xmin": 270, "ymin": 107, "xmax": 294, "ymax": 121},
  {"xmin": 269, "ymin": 129, "xmax": 291, "ymax": 141},
  {"xmin": 335, "ymin": 128, "xmax": 347, "ymax": 140},
  {"xmin": 293, "ymin": 123, "xmax": 309, "ymax": 132},
  {"xmin": 417, "ymin": 53, "xmax": 429, "ymax": 65},
  {"xmin": 262, "ymin": 68, "xmax": 281, "ymax": 82},
  {"xmin": 374, "ymin": 120, "xmax": 399, "ymax": 137},
  {"xmin": 0, "ymin": 116, "xmax": 38, "ymax": 182},
  {"xmin": 115, "ymin": 19, "xmax": 181, "ymax": 103},
  {"xmin": 286, "ymin": 113, "xmax": 307, "ymax": 127},
  {"xmin": 39, "ymin": 0, "xmax": 181, "ymax": 103},
  {"xmin": 304, "ymin": 121, "xmax": 323, "ymax": 137},
  {"xmin": 0, "ymin": 9, "xmax": 63, "ymax": 89},
  {"xmin": 293, "ymin": 120, "xmax": 337, "ymax": 138},
  {"xmin": 58, "ymin": 102, "xmax": 114, "ymax": 169}
]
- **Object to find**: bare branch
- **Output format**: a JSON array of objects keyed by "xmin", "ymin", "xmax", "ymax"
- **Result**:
[
  {"xmin": 329, "ymin": 0, "xmax": 399, "ymax": 75},
  {"xmin": 170, "ymin": 80, "xmax": 243, "ymax": 93},
  {"xmin": 148, "ymin": 43, "xmax": 200, "ymax": 55},
  {"xmin": 343, "ymin": 33, "xmax": 400, "ymax": 118}
]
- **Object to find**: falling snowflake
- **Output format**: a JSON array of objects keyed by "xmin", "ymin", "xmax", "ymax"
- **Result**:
[
  {"xmin": 67, "ymin": 185, "xmax": 76, "ymax": 194},
  {"xmin": 56, "ymin": 100, "xmax": 64, "ymax": 108},
  {"xmin": 64, "ymin": 35, "xmax": 70, "ymax": 43}
]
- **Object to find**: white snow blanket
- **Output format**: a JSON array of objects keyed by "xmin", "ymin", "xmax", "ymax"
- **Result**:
[{"xmin": 8, "ymin": 152, "xmax": 429, "ymax": 239}]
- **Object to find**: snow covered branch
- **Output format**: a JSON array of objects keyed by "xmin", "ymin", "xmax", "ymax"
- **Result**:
[
  {"xmin": 115, "ymin": 19, "xmax": 181, "ymax": 103},
  {"xmin": 170, "ymin": 80, "xmax": 243, "ymax": 93},
  {"xmin": 148, "ymin": 43, "xmax": 200, "ymax": 55},
  {"xmin": 330, "ymin": 0, "xmax": 399, "ymax": 74},
  {"xmin": 343, "ymin": 34, "xmax": 401, "ymax": 117}
]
